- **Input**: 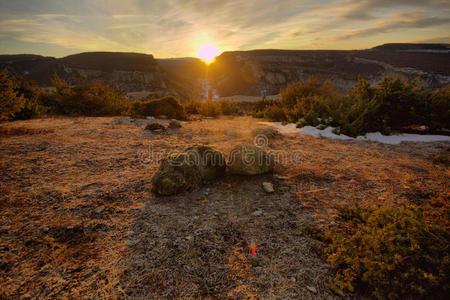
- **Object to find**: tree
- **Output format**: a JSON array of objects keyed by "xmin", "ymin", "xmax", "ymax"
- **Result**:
[{"xmin": 0, "ymin": 68, "xmax": 25, "ymax": 121}]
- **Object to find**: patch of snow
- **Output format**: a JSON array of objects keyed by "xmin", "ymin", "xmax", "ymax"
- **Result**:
[{"xmin": 259, "ymin": 122, "xmax": 450, "ymax": 145}]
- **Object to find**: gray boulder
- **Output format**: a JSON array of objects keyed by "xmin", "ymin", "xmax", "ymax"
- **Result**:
[{"xmin": 228, "ymin": 144, "xmax": 275, "ymax": 175}]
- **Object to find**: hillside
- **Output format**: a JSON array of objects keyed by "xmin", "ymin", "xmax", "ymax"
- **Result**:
[{"xmin": 0, "ymin": 44, "xmax": 449, "ymax": 100}]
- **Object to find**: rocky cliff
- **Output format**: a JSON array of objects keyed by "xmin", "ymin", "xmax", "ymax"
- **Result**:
[{"xmin": 209, "ymin": 44, "xmax": 450, "ymax": 96}]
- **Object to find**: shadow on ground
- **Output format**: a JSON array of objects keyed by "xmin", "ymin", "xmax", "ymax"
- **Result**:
[{"xmin": 119, "ymin": 173, "xmax": 334, "ymax": 299}]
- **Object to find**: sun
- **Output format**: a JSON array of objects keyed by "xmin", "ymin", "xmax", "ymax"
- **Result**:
[{"xmin": 197, "ymin": 44, "xmax": 221, "ymax": 64}]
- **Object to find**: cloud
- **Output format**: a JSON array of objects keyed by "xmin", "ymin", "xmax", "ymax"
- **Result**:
[
  {"xmin": 333, "ymin": 11, "xmax": 450, "ymax": 41},
  {"xmin": 0, "ymin": 0, "xmax": 448, "ymax": 57},
  {"xmin": 416, "ymin": 36, "xmax": 450, "ymax": 43},
  {"xmin": 336, "ymin": 0, "xmax": 448, "ymax": 20}
]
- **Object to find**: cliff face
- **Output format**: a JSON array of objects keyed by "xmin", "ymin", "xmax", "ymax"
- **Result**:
[{"xmin": 209, "ymin": 47, "xmax": 450, "ymax": 96}]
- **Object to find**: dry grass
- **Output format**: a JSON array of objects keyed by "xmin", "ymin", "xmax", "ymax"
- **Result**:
[{"xmin": 0, "ymin": 116, "xmax": 448, "ymax": 298}]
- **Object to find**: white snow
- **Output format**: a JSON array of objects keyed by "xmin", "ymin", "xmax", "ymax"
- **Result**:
[{"xmin": 258, "ymin": 122, "xmax": 450, "ymax": 145}]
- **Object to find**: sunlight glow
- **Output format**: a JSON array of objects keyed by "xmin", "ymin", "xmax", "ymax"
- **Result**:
[{"xmin": 197, "ymin": 44, "xmax": 221, "ymax": 64}]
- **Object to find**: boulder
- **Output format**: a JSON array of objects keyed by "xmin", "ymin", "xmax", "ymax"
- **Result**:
[
  {"xmin": 145, "ymin": 123, "xmax": 166, "ymax": 131},
  {"xmin": 152, "ymin": 146, "xmax": 226, "ymax": 195},
  {"xmin": 151, "ymin": 153, "xmax": 202, "ymax": 195},
  {"xmin": 168, "ymin": 120, "xmax": 182, "ymax": 129},
  {"xmin": 185, "ymin": 146, "xmax": 226, "ymax": 181},
  {"xmin": 228, "ymin": 144, "xmax": 275, "ymax": 175}
]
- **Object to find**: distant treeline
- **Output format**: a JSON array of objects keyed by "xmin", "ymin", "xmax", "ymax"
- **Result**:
[
  {"xmin": 0, "ymin": 67, "xmax": 244, "ymax": 121},
  {"xmin": 1, "ymin": 68, "xmax": 449, "ymax": 137}
]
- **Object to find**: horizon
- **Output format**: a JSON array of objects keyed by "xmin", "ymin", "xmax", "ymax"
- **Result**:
[
  {"xmin": 1, "ymin": 42, "xmax": 449, "ymax": 60},
  {"xmin": 1, "ymin": 0, "xmax": 449, "ymax": 58}
]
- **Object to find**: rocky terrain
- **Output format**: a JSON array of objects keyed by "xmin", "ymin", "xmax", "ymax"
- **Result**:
[
  {"xmin": 0, "ymin": 43, "xmax": 448, "ymax": 101},
  {"xmin": 0, "ymin": 116, "xmax": 448, "ymax": 298}
]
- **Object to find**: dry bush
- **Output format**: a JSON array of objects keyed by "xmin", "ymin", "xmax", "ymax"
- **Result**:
[{"xmin": 323, "ymin": 194, "xmax": 450, "ymax": 299}]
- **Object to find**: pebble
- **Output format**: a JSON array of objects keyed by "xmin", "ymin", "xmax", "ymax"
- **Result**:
[
  {"xmin": 262, "ymin": 182, "xmax": 274, "ymax": 193},
  {"xmin": 95, "ymin": 206, "xmax": 105, "ymax": 214},
  {"xmin": 307, "ymin": 286, "xmax": 317, "ymax": 294},
  {"xmin": 252, "ymin": 210, "xmax": 263, "ymax": 217}
]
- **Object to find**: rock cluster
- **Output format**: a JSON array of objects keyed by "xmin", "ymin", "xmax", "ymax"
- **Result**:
[
  {"xmin": 145, "ymin": 123, "xmax": 166, "ymax": 132},
  {"xmin": 152, "ymin": 144, "xmax": 274, "ymax": 195}
]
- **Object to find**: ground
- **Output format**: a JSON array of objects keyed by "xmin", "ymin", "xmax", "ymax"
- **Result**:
[{"xmin": 0, "ymin": 116, "xmax": 448, "ymax": 298}]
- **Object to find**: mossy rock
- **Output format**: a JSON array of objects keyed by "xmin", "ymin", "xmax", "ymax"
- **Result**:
[
  {"xmin": 152, "ymin": 146, "xmax": 226, "ymax": 195},
  {"xmin": 228, "ymin": 144, "xmax": 274, "ymax": 175},
  {"xmin": 151, "ymin": 153, "xmax": 202, "ymax": 195}
]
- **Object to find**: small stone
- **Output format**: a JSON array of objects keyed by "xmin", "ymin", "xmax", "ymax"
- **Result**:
[
  {"xmin": 262, "ymin": 182, "xmax": 274, "ymax": 193},
  {"xmin": 290, "ymin": 277, "xmax": 296, "ymax": 283},
  {"xmin": 95, "ymin": 206, "xmax": 105, "ymax": 214},
  {"xmin": 252, "ymin": 210, "xmax": 263, "ymax": 217},
  {"xmin": 185, "ymin": 235, "xmax": 193, "ymax": 241},
  {"xmin": 307, "ymin": 286, "xmax": 317, "ymax": 294}
]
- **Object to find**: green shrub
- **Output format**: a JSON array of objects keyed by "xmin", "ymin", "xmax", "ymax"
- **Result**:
[
  {"xmin": 251, "ymin": 76, "xmax": 450, "ymax": 137},
  {"xmin": 12, "ymin": 76, "xmax": 47, "ymax": 120},
  {"xmin": 217, "ymin": 100, "xmax": 243, "ymax": 116},
  {"xmin": 432, "ymin": 148, "xmax": 450, "ymax": 166},
  {"xmin": 128, "ymin": 96, "xmax": 186, "ymax": 119},
  {"xmin": 182, "ymin": 99, "xmax": 242, "ymax": 118},
  {"xmin": 0, "ymin": 68, "xmax": 25, "ymax": 121},
  {"xmin": 248, "ymin": 99, "xmax": 280, "ymax": 118},
  {"xmin": 428, "ymin": 85, "xmax": 450, "ymax": 130},
  {"xmin": 197, "ymin": 101, "xmax": 221, "ymax": 117},
  {"xmin": 280, "ymin": 77, "xmax": 337, "ymax": 109},
  {"xmin": 324, "ymin": 195, "xmax": 450, "ymax": 299},
  {"xmin": 263, "ymin": 105, "xmax": 286, "ymax": 122},
  {"xmin": 52, "ymin": 75, "xmax": 129, "ymax": 116},
  {"xmin": 183, "ymin": 100, "xmax": 201, "ymax": 114}
]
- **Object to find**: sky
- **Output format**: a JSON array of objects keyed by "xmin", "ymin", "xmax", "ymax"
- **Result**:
[{"xmin": 0, "ymin": 0, "xmax": 449, "ymax": 58}]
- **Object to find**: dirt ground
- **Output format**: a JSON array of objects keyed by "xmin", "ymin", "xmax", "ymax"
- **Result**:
[{"xmin": 0, "ymin": 116, "xmax": 448, "ymax": 298}]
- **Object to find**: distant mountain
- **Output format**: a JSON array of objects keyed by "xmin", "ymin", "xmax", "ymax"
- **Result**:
[
  {"xmin": 61, "ymin": 52, "xmax": 159, "ymax": 72},
  {"xmin": 0, "ymin": 44, "xmax": 448, "ymax": 100},
  {"xmin": 371, "ymin": 43, "xmax": 450, "ymax": 52}
]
